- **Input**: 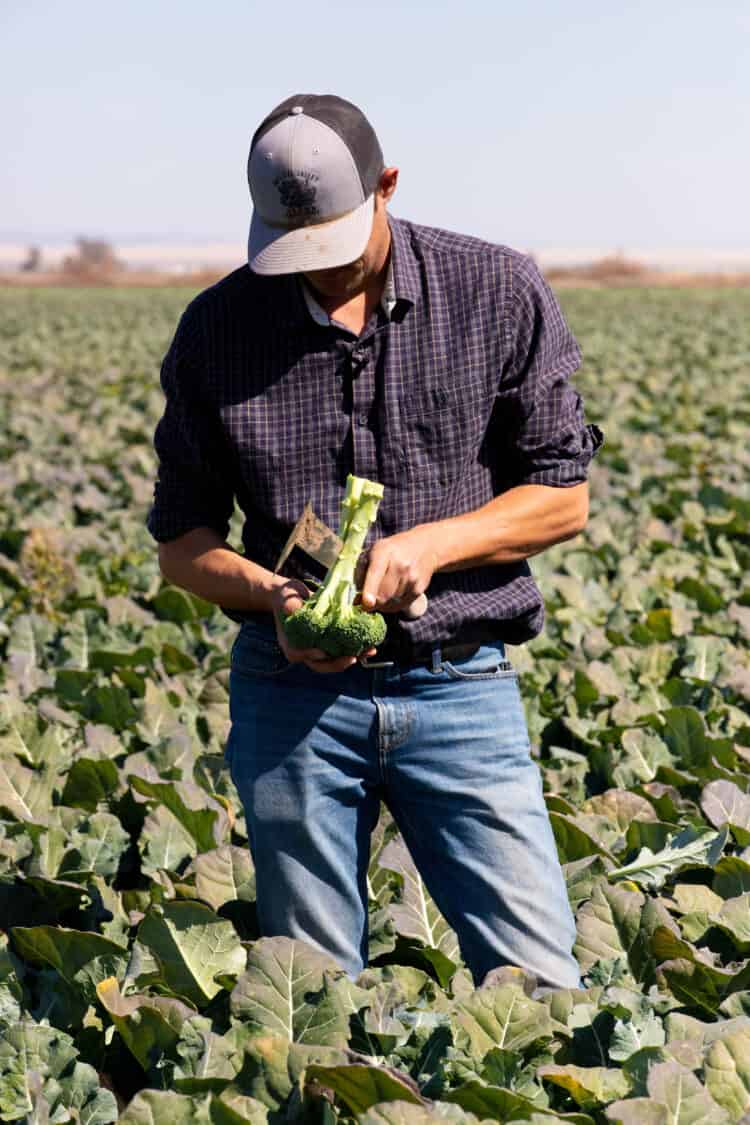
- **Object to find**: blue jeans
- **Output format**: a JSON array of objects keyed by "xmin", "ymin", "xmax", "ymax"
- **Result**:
[{"xmin": 224, "ymin": 618, "xmax": 580, "ymax": 990}]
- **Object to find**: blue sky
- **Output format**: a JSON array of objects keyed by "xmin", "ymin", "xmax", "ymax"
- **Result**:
[{"xmin": 3, "ymin": 0, "xmax": 749, "ymax": 251}]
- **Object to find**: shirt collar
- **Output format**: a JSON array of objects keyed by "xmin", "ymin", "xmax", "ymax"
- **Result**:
[
  {"xmin": 301, "ymin": 255, "xmax": 397, "ymax": 327},
  {"xmin": 298, "ymin": 215, "xmax": 420, "ymax": 328},
  {"xmin": 387, "ymin": 215, "xmax": 421, "ymax": 309}
]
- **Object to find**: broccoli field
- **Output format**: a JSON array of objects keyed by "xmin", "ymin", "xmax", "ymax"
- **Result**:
[{"xmin": 0, "ymin": 284, "xmax": 749, "ymax": 1123}]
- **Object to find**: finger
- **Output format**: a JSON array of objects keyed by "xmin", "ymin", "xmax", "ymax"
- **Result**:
[
  {"xmin": 361, "ymin": 550, "xmax": 390, "ymax": 610},
  {"xmin": 371, "ymin": 564, "xmax": 406, "ymax": 609},
  {"xmin": 304, "ymin": 655, "xmax": 358, "ymax": 674},
  {"xmin": 379, "ymin": 599, "xmax": 409, "ymax": 614},
  {"xmin": 354, "ymin": 551, "xmax": 370, "ymax": 589},
  {"xmin": 283, "ymin": 645, "xmax": 328, "ymax": 663}
]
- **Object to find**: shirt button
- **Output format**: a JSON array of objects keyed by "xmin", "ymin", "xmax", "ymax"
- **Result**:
[
  {"xmin": 352, "ymin": 349, "xmax": 366, "ymax": 364},
  {"xmin": 357, "ymin": 412, "xmax": 368, "ymax": 427}
]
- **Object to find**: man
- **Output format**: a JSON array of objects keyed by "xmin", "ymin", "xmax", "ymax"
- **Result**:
[{"xmin": 148, "ymin": 93, "xmax": 603, "ymax": 991}]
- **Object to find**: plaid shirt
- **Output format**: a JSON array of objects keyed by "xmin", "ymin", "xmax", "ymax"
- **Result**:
[{"xmin": 147, "ymin": 216, "xmax": 603, "ymax": 646}]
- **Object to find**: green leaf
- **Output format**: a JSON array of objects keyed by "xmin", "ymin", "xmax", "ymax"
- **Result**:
[
  {"xmin": 305, "ymin": 1063, "xmax": 424, "ymax": 1115},
  {"xmin": 379, "ymin": 837, "xmax": 460, "ymax": 964},
  {"xmin": 359, "ymin": 1103, "xmax": 482, "ymax": 1125},
  {"xmin": 151, "ymin": 586, "xmax": 214, "ymax": 624},
  {"xmin": 173, "ymin": 1015, "xmax": 243, "ymax": 1093},
  {"xmin": 230, "ymin": 936, "xmax": 350, "ymax": 1046},
  {"xmin": 656, "ymin": 707, "xmax": 708, "ymax": 766},
  {"xmin": 582, "ymin": 789, "xmax": 659, "ymax": 833},
  {"xmin": 11, "ymin": 925, "xmax": 127, "ymax": 980},
  {"xmin": 119, "ymin": 1089, "xmax": 213, "ymax": 1123},
  {"xmin": 605, "ymin": 1099, "xmax": 669, "ymax": 1124},
  {"xmin": 550, "ymin": 812, "xmax": 615, "ymax": 862},
  {"xmin": 96, "ymin": 976, "xmax": 194, "ymax": 1071},
  {"xmin": 714, "ymin": 857, "xmax": 750, "ymax": 898},
  {"xmin": 609, "ymin": 728, "xmax": 674, "ymax": 788},
  {"xmin": 539, "ymin": 1064, "xmax": 631, "ymax": 1109},
  {"xmin": 187, "ymin": 845, "xmax": 256, "ymax": 911},
  {"xmin": 237, "ymin": 1036, "xmax": 345, "ymax": 1111},
  {"xmin": 564, "ymin": 855, "xmax": 614, "ymax": 910},
  {"xmin": 128, "ymin": 776, "xmax": 229, "ymax": 851},
  {"xmin": 671, "ymin": 884, "xmax": 724, "ymax": 915},
  {"xmin": 681, "ymin": 636, "xmax": 728, "ymax": 682},
  {"xmin": 57, "ymin": 1060, "xmax": 118, "ymax": 1124},
  {"xmin": 368, "ymin": 808, "xmax": 396, "ymax": 905},
  {"xmin": 608, "ymin": 1010, "xmax": 665, "ymax": 1062},
  {"xmin": 60, "ymin": 757, "xmax": 119, "ymax": 811},
  {"xmin": 608, "ymin": 826, "xmax": 727, "ymax": 889},
  {"xmin": 210, "ymin": 1092, "xmax": 270, "ymax": 1123},
  {"xmin": 443, "ymin": 1080, "xmax": 594, "ymax": 1121},
  {"xmin": 703, "ymin": 1026, "xmax": 750, "ymax": 1121},
  {"xmin": 139, "ymin": 805, "xmax": 195, "ymax": 877},
  {"xmin": 646, "ymin": 1059, "xmax": 727, "ymax": 1123},
  {"xmin": 677, "ymin": 578, "xmax": 724, "ymax": 614},
  {"xmin": 0, "ymin": 1022, "xmax": 79, "ymax": 1121},
  {"xmin": 136, "ymin": 901, "xmax": 246, "ymax": 1006},
  {"xmin": 59, "ymin": 810, "xmax": 131, "ymax": 879},
  {"xmin": 83, "ymin": 682, "xmax": 138, "ymax": 731},
  {"xmin": 713, "ymin": 894, "xmax": 750, "ymax": 952},
  {"xmin": 701, "ymin": 780, "xmax": 750, "ymax": 846},
  {"xmin": 0, "ymin": 757, "xmax": 55, "ymax": 822},
  {"xmin": 452, "ymin": 982, "xmax": 553, "ymax": 1055},
  {"xmin": 574, "ymin": 879, "xmax": 645, "ymax": 976},
  {"xmin": 656, "ymin": 958, "xmax": 750, "ymax": 1017}
]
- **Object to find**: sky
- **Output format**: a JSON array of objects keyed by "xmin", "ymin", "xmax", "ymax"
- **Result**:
[{"xmin": 2, "ymin": 0, "xmax": 749, "ymax": 256}]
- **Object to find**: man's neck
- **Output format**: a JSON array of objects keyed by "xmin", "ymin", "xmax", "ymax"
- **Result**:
[{"xmin": 311, "ymin": 226, "xmax": 392, "ymax": 335}]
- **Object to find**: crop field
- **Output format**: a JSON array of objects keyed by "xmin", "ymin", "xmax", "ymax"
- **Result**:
[{"xmin": 0, "ymin": 284, "xmax": 749, "ymax": 1123}]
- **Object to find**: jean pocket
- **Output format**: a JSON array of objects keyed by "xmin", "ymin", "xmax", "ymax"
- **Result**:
[
  {"xmin": 441, "ymin": 645, "xmax": 517, "ymax": 681},
  {"xmin": 231, "ymin": 621, "xmax": 291, "ymax": 678}
]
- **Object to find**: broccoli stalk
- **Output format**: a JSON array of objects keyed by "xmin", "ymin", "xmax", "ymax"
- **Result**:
[{"xmin": 282, "ymin": 475, "xmax": 388, "ymax": 657}]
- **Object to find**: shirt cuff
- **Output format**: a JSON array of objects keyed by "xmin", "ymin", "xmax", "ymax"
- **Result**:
[{"xmin": 514, "ymin": 422, "xmax": 604, "ymax": 487}]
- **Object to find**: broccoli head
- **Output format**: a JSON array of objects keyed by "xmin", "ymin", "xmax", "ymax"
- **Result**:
[{"xmin": 282, "ymin": 475, "xmax": 388, "ymax": 657}]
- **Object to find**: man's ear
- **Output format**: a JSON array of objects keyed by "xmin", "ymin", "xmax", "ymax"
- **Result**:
[{"xmin": 378, "ymin": 166, "xmax": 399, "ymax": 203}]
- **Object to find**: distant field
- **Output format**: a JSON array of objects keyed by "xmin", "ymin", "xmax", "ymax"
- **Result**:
[{"xmin": 0, "ymin": 287, "xmax": 749, "ymax": 1120}]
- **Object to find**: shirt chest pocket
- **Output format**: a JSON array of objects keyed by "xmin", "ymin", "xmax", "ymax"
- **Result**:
[{"xmin": 401, "ymin": 377, "xmax": 496, "ymax": 484}]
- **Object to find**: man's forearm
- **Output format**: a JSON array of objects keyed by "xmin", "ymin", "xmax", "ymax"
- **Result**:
[
  {"xmin": 157, "ymin": 527, "xmax": 283, "ymax": 611},
  {"xmin": 359, "ymin": 481, "xmax": 590, "ymax": 610},
  {"xmin": 431, "ymin": 482, "xmax": 589, "ymax": 572}
]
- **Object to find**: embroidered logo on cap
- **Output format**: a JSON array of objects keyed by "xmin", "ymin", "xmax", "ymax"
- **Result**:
[{"xmin": 274, "ymin": 171, "xmax": 320, "ymax": 221}]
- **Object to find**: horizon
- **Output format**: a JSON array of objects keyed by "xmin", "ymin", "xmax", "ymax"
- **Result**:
[{"xmin": 2, "ymin": 236, "xmax": 750, "ymax": 276}]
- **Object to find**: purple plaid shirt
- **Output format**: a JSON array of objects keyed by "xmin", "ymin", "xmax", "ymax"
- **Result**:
[{"xmin": 147, "ymin": 215, "xmax": 603, "ymax": 646}]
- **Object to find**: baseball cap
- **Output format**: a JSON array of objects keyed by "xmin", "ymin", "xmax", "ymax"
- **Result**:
[{"xmin": 247, "ymin": 94, "xmax": 384, "ymax": 276}]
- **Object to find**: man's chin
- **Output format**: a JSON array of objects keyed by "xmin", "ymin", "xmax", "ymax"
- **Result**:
[{"xmin": 304, "ymin": 261, "xmax": 366, "ymax": 297}]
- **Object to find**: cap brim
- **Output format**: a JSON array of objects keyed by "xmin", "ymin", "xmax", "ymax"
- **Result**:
[{"xmin": 248, "ymin": 194, "xmax": 374, "ymax": 276}]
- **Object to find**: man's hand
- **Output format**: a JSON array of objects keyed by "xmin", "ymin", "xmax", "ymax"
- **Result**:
[
  {"xmin": 358, "ymin": 526, "xmax": 438, "ymax": 613},
  {"xmin": 269, "ymin": 579, "xmax": 377, "ymax": 673}
]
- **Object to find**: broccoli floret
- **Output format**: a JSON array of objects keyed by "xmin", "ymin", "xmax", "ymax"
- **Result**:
[{"xmin": 282, "ymin": 475, "xmax": 387, "ymax": 657}]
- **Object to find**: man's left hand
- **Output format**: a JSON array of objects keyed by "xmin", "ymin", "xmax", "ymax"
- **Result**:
[{"xmin": 359, "ymin": 526, "xmax": 439, "ymax": 613}]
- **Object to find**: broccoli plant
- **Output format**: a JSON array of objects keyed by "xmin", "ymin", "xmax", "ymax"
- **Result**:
[{"xmin": 282, "ymin": 474, "xmax": 388, "ymax": 657}]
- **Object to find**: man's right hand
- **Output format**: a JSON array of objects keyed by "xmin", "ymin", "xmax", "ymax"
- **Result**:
[{"xmin": 269, "ymin": 579, "xmax": 377, "ymax": 674}]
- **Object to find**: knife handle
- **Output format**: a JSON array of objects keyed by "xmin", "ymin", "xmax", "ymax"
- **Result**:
[{"xmin": 402, "ymin": 593, "xmax": 428, "ymax": 620}]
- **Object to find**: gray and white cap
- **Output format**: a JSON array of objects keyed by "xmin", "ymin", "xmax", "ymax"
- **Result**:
[{"xmin": 247, "ymin": 94, "xmax": 384, "ymax": 276}]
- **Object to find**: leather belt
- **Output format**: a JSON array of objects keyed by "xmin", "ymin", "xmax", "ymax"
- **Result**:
[{"xmin": 359, "ymin": 638, "xmax": 481, "ymax": 669}]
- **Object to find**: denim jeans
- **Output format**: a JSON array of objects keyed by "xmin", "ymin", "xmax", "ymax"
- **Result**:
[{"xmin": 224, "ymin": 618, "xmax": 581, "ymax": 990}]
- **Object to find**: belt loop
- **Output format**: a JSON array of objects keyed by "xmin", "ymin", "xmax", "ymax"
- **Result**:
[{"xmin": 430, "ymin": 643, "xmax": 443, "ymax": 674}]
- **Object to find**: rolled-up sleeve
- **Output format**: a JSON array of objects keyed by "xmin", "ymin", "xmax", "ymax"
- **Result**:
[
  {"xmin": 500, "ymin": 255, "xmax": 604, "ymax": 487},
  {"xmin": 146, "ymin": 303, "xmax": 235, "ymax": 543}
]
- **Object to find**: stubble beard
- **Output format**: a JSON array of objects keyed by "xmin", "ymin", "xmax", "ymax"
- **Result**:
[{"xmin": 303, "ymin": 256, "xmax": 368, "ymax": 299}]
